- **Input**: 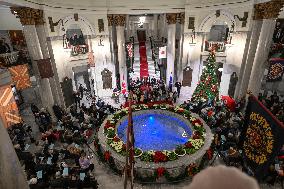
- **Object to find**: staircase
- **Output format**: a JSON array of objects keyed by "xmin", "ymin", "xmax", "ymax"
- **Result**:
[{"xmin": 131, "ymin": 42, "xmax": 159, "ymax": 80}]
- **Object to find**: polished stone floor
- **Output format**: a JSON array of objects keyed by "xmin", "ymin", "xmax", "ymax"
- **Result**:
[{"xmin": 19, "ymin": 87, "xmax": 282, "ymax": 189}]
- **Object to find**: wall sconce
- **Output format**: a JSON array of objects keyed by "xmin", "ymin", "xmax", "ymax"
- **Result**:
[
  {"xmin": 216, "ymin": 10, "xmax": 220, "ymax": 18},
  {"xmin": 234, "ymin": 12, "xmax": 248, "ymax": 27},
  {"xmin": 226, "ymin": 23, "xmax": 235, "ymax": 45},
  {"xmin": 48, "ymin": 17, "xmax": 65, "ymax": 32},
  {"xmin": 189, "ymin": 28, "xmax": 196, "ymax": 45}
]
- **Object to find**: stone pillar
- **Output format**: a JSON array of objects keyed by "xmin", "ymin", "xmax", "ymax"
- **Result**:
[
  {"xmin": 238, "ymin": 0, "xmax": 284, "ymax": 97},
  {"xmin": 114, "ymin": 15, "xmax": 127, "ymax": 88},
  {"xmin": 108, "ymin": 15, "xmax": 115, "ymax": 71},
  {"xmin": 11, "ymin": 7, "xmax": 54, "ymax": 114},
  {"xmin": 248, "ymin": 19, "xmax": 276, "ymax": 95},
  {"xmin": 0, "ymin": 120, "xmax": 29, "ymax": 189},
  {"xmin": 176, "ymin": 13, "xmax": 185, "ymax": 82},
  {"xmin": 166, "ymin": 13, "xmax": 177, "ymax": 87},
  {"xmin": 238, "ymin": 20, "xmax": 263, "ymax": 98},
  {"xmin": 36, "ymin": 24, "xmax": 63, "ymax": 107},
  {"xmin": 153, "ymin": 14, "xmax": 158, "ymax": 39}
]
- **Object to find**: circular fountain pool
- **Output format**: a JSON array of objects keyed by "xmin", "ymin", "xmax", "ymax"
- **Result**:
[{"xmin": 117, "ymin": 111, "xmax": 192, "ymax": 151}]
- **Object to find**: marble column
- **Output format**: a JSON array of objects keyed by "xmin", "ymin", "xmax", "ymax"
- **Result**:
[
  {"xmin": 176, "ymin": 13, "xmax": 185, "ymax": 82},
  {"xmin": 114, "ymin": 15, "xmax": 127, "ymax": 88},
  {"xmin": 108, "ymin": 15, "xmax": 115, "ymax": 72},
  {"xmin": 11, "ymin": 7, "xmax": 54, "ymax": 114},
  {"xmin": 234, "ymin": 30, "xmax": 252, "ymax": 99},
  {"xmin": 0, "ymin": 120, "xmax": 29, "ymax": 189},
  {"xmin": 238, "ymin": 20, "xmax": 263, "ymax": 98},
  {"xmin": 237, "ymin": 0, "xmax": 284, "ymax": 97},
  {"xmin": 36, "ymin": 24, "xmax": 63, "ymax": 107},
  {"xmin": 248, "ymin": 19, "xmax": 276, "ymax": 95},
  {"xmin": 153, "ymin": 14, "xmax": 158, "ymax": 39},
  {"xmin": 166, "ymin": 13, "xmax": 177, "ymax": 87}
]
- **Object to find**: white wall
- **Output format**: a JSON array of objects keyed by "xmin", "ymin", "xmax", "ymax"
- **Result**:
[
  {"xmin": 44, "ymin": 10, "xmax": 115, "ymax": 96},
  {"xmin": 0, "ymin": 7, "xmax": 22, "ymax": 30},
  {"xmin": 181, "ymin": 4, "xmax": 252, "ymax": 98}
]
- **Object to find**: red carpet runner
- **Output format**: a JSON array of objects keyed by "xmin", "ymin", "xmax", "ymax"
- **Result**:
[{"xmin": 139, "ymin": 41, "xmax": 149, "ymax": 78}]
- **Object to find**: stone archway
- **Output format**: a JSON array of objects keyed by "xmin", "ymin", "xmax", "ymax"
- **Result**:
[
  {"xmin": 58, "ymin": 15, "xmax": 95, "ymax": 37},
  {"xmin": 198, "ymin": 10, "xmax": 236, "ymax": 33}
]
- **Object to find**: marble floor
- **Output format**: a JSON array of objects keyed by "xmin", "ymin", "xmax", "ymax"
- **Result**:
[{"xmin": 18, "ymin": 88, "xmax": 282, "ymax": 189}]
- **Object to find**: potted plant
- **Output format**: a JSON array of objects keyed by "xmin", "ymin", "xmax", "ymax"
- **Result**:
[
  {"xmin": 160, "ymin": 104, "xmax": 167, "ymax": 110},
  {"xmin": 167, "ymin": 151, "xmax": 178, "ymax": 161},
  {"xmin": 174, "ymin": 145, "xmax": 186, "ymax": 157},
  {"xmin": 134, "ymin": 148, "xmax": 143, "ymax": 158},
  {"xmin": 106, "ymin": 128, "xmax": 116, "ymax": 139},
  {"xmin": 140, "ymin": 152, "xmax": 154, "ymax": 162}
]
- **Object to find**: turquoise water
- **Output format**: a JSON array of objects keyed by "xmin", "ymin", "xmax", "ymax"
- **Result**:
[{"xmin": 117, "ymin": 112, "xmax": 192, "ymax": 151}]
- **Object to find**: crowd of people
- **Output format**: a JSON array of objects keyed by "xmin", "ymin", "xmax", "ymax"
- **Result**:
[
  {"xmin": 258, "ymin": 91, "xmax": 284, "ymax": 123},
  {"xmin": 7, "ymin": 87, "xmax": 119, "ymax": 188},
  {"xmin": 128, "ymin": 77, "xmax": 182, "ymax": 104},
  {"xmin": 6, "ymin": 78, "xmax": 284, "ymax": 187}
]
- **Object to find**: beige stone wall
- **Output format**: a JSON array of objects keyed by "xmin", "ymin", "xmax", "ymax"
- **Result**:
[{"xmin": 0, "ymin": 120, "xmax": 29, "ymax": 189}]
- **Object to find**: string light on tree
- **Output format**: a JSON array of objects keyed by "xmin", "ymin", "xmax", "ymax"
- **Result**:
[{"xmin": 191, "ymin": 49, "xmax": 219, "ymax": 103}]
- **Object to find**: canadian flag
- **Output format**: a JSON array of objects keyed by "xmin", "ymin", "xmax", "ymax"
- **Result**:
[
  {"xmin": 159, "ymin": 46, "xmax": 167, "ymax": 59},
  {"xmin": 121, "ymin": 75, "xmax": 128, "ymax": 95}
]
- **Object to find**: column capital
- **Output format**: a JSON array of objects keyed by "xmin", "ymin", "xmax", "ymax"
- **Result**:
[
  {"xmin": 166, "ymin": 13, "xmax": 178, "ymax": 24},
  {"xmin": 253, "ymin": 0, "xmax": 284, "ymax": 20},
  {"xmin": 107, "ymin": 15, "xmax": 115, "ymax": 26},
  {"xmin": 178, "ymin": 12, "xmax": 185, "ymax": 24},
  {"xmin": 113, "ymin": 14, "xmax": 126, "ymax": 26},
  {"xmin": 10, "ymin": 7, "xmax": 44, "ymax": 25}
]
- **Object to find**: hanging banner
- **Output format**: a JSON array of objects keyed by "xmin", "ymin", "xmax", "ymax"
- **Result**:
[
  {"xmin": 266, "ymin": 58, "xmax": 284, "ymax": 82},
  {"xmin": 241, "ymin": 95, "xmax": 284, "ymax": 180},
  {"xmin": 8, "ymin": 64, "xmax": 31, "ymax": 90},
  {"xmin": 88, "ymin": 51, "xmax": 95, "ymax": 67},
  {"xmin": 37, "ymin": 58, "xmax": 54, "ymax": 78},
  {"xmin": 159, "ymin": 46, "xmax": 167, "ymax": 59},
  {"xmin": 0, "ymin": 85, "xmax": 21, "ymax": 128}
]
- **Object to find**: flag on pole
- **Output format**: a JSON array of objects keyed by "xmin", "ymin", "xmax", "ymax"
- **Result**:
[
  {"xmin": 126, "ymin": 43, "xmax": 133, "ymax": 58},
  {"xmin": 124, "ymin": 92, "xmax": 134, "ymax": 189},
  {"xmin": 159, "ymin": 46, "xmax": 167, "ymax": 59},
  {"xmin": 121, "ymin": 75, "xmax": 127, "ymax": 95}
]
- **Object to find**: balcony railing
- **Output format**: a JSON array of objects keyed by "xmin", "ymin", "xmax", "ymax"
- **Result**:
[
  {"xmin": 0, "ymin": 52, "xmax": 19, "ymax": 67},
  {"xmin": 204, "ymin": 41, "xmax": 226, "ymax": 52}
]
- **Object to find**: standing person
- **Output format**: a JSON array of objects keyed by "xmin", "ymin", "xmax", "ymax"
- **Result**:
[
  {"xmin": 79, "ymin": 152, "xmax": 94, "ymax": 175},
  {"xmin": 52, "ymin": 104, "xmax": 64, "ymax": 121},
  {"xmin": 173, "ymin": 91, "xmax": 178, "ymax": 103},
  {"xmin": 31, "ymin": 103, "xmax": 40, "ymax": 116},
  {"xmin": 168, "ymin": 73, "xmax": 173, "ymax": 92},
  {"xmin": 0, "ymin": 38, "xmax": 10, "ymax": 54},
  {"xmin": 175, "ymin": 81, "xmax": 182, "ymax": 98},
  {"xmin": 79, "ymin": 84, "xmax": 84, "ymax": 99}
]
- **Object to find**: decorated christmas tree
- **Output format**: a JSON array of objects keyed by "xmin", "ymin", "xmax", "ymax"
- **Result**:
[{"xmin": 191, "ymin": 50, "xmax": 219, "ymax": 103}]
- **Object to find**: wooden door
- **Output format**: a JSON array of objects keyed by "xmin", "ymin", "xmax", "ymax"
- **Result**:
[{"xmin": 182, "ymin": 67, "xmax": 193, "ymax": 87}]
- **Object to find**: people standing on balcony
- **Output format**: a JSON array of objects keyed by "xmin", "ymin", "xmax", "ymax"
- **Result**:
[{"xmin": 0, "ymin": 38, "xmax": 11, "ymax": 54}]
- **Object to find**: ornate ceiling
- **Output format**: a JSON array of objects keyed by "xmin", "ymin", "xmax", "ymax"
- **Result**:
[{"xmin": 0, "ymin": 0, "xmax": 279, "ymax": 13}]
